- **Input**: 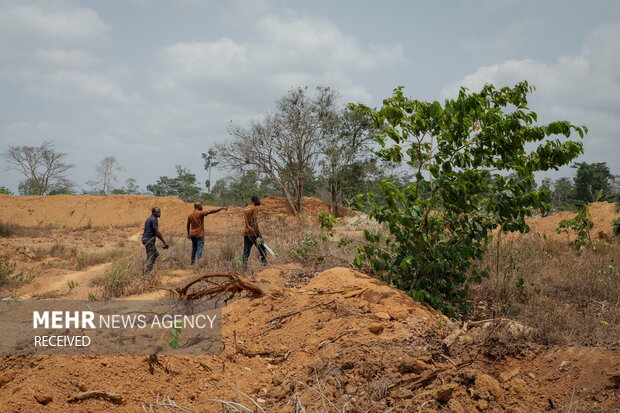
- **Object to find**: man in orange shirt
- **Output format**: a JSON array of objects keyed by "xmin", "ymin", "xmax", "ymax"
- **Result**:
[
  {"xmin": 187, "ymin": 202, "xmax": 227, "ymax": 265},
  {"xmin": 243, "ymin": 195, "xmax": 267, "ymax": 270}
]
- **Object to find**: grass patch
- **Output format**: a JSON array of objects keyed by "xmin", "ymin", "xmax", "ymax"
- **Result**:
[
  {"xmin": 469, "ymin": 235, "xmax": 620, "ymax": 346},
  {"xmin": 76, "ymin": 249, "xmax": 122, "ymax": 270},
  {"xmin": 32, "ymin": 290, "xmax": 65, "ymax": 299},
  {"xmin": 101, "ymin": 250, "xmax": 143, "ymax": 298},
  {"xmin": 0, "ymin": 222, "xmax": 17, "ymax": 237},
  {"xmin": 0, "ymin": 221, "xmax": 49, "ymax": 238},
  {"xmin": 50, "ymin": 243, "xmax": 75, "ymax": 260},
  {"xmin": 0, "ymin": 256, "xmax": 31, "ymax": 289},
  {"xmin": 156, "ymin": 235, "xmax": 190, "ymax": 271}
]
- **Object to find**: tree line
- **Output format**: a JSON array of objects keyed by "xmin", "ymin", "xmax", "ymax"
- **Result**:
[{"xmin": 2, "ymin": 86, "xmax": 616, "ymax": 218}]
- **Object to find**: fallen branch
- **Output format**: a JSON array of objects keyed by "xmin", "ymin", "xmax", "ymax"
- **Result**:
[
  {"xmin": 318, "ymin": 329, "xmax": 359, "ymax": 349},
  {"xmin": 68, "ymin": 391, "xmax": 122, "ymax": 404},
  {"xmin": 267, "ymin": 300, "xmax": 336, "ymax": 324},
  {"xmin": 387, "ymin": 369, "xmax": 445, "ymax": 393},
  {"xmin": 159, "ymin": 273, "xmax": 264, "ymax": 300}
]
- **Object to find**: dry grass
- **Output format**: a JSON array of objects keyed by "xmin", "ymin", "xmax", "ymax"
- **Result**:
[
  {"xmin": 191, "ymin": 221, "xmax": 358, "ymax": 276},
  {"xmin": 0, "ymin": 221, "xmax": 50, "ymax": 238},
  {"xmin": 156, "ymin": 235, "xmax": 191, "ymax": 271},
  {"xmin": 98, "ymin": 248, "xmax": 145, "ymax": 298},
  {"xmin": 32, "ymin": 290, "xmax": 65, "ymax": 299},
  {"xmin": 76, "ymin": 248, "xmax": 122, "ymax": 270},
  {"xmin": 469, "ymin": 234, "xmax": 620, "ymax": 346}
]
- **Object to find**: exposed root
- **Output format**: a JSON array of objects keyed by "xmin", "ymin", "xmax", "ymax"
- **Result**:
[{"xmin": 153, "ymin": 273, "xmax": 265, "ymax": 300}]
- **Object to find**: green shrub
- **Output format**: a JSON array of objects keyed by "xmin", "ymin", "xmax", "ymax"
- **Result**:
[
  {"xmin": 0, "ymin": 257, "xmax": 16, "ymax": 286},
  {"xmin": 556, "ymin": 205, "xmax": 594, "ymax": 249},
  {"xmin": 352, "ymin": 81, "xmax": 586, "ymax": 316},
  {"xmin": 613, "ymin": 218, "xmax": 620, "ymax": 237}
]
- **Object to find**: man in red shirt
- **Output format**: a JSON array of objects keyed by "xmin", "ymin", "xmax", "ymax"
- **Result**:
[
  {"xmin": 243, "ymin": 195, "xmax": 267, "ymax": 270},
  {"xmin": 187, "ymin": 202, "xmax": 227, "ymax": 265}
]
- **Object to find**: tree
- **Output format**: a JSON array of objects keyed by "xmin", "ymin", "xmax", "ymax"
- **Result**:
[
  {"xmin": 320, "ymin": 106, "xmax": 376, "ymax": 216},
  {"xmin": 0, "ymin": 186, "xmax": 12, "ymax": 195},
  {"xmin": 123, "ymin": 178, "xmax": 140, "ymax": 194},
  {"xmin": 216, "ymin": 86, "xmax": 337, "ymax": 215},
  {"xmin": 4, "ymin": 141, "xmax": 74, "ymax": 195},
  {"xmin": 572, "ymin": 162, "xmax": 614, "ymax": 203},
  {"xmin": 208, "ymin": 171, "xmax": 280, "ymax": 206},
  {"xmin": 353, "ymin": 82, "xmax": 586, "ymax": 315},
  {"xmin": 552, "ymin": 177, "xmax": 574, "ymax": 206},
  {"xmin": 95, "ymin": 156, "xmax": 122, "ymax": 195},
  {"xmin": 111, "ymin": 178, "xmax": 141, "ymax": 195},
  {"xmin": 201, "ymin": 149, "xmax": 219, "ymax": 193},
  {"xmin": 147, "ymin": 166, "xmax": 202, "ymax": 202},
  {"xmin": 538, "ymin": 177, "xmax": 553, "ymax": 204}
]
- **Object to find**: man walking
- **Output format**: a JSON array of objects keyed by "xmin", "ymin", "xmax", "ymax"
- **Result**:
[
  {"xmin": 142, "ymin": 207, "xmax": 168, "ymax": 275},
  {"xmin": 243, "ymin": 195, "xmax": 267, "ymax": 270},
  {"xmin": 187, "ymin": 202, "xmax": 227, "ymax": 265}
]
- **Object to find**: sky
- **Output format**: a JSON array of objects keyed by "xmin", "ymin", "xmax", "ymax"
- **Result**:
[{"xmin": 1, "ymin": 0, "xmax": 619, "ymax": 194}]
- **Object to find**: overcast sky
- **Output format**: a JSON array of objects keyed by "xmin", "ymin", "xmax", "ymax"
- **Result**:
[{"xmin": 1, "ymin": 0, "xmax": 619, "ymax": 194}]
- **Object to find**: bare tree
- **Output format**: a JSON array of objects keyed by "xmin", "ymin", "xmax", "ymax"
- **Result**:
[
  {"xmin": 216, "ymin": 87, "xmax": 337, "ymax": 214},
  {"xmin": 96, "ymin": 156, "xmax": 122, "ymax": 195},
  {"xmin": 4, "ymin": 141, "xmax": 74, "ymax": 195},
  {"xmin": 320, "ymin": 107, "xmax": 376, "ymax": 216}
]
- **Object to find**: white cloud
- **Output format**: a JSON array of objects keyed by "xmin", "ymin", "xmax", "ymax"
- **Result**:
[
  {"xmin": 34, "ymin": 49, "xmax": 99, "ymax": 67},
  {"xmin": 440, "ymin": 23, "xmax": 620, "ymax": 173},
  {"xmin": 26, "ymin": 70, "xmax": 139, "ymax": 104},
  {"xmin": 154, "ymin": 14, "xmax": 406, "ymax": 105},
  {"xmin": 0, "ymin": 3, "xmax": 109, "ymax": 47}
]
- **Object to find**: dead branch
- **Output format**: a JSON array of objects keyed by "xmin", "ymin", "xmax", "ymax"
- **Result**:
[
  {"xmin": 318, "ymin": 329, "xmax": 359, "ymax": 349},
  {"xmin": 159, "ymin": 273, "xmax": 264, "ymax": 300},
  {"xmin": 387, "ymin": 368, "xmax": 446, "ymax": 393},
  {"xmin": 267, "ymin": 300, "xmax": 336, "ymax": 324},
  {"xmin": 68, "ymin": 390, "xmax": 123, "ymax": 404}
]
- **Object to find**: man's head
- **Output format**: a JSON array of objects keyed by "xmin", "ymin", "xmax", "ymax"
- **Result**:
[
  {"xmin": 194, "ymin": 202, "xmax": 203, "ymax": 211},
  {"xmin": 251, "ymin": 195, "xmax": 261, "ymax": 206},
  {"xmin": 152, "ymin": 207, "xmax": 161, "ymax": 218}
]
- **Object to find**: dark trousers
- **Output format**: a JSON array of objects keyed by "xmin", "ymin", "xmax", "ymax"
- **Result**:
[
  {"xmin": 190, "ymin": 236, "xmax": 205, "ymax": 264},
  {"xmin": 143, "ymin": 241, "xmax": 159, "ymax": 274},
  {"xmin": 243, "ymin": 236, "xmax": 267, "ymax": 269}
]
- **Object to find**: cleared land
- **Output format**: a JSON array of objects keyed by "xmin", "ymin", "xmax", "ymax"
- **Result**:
[{"xmin": 0, "ymin": 194, "xmax": 618, "ymax": 412}]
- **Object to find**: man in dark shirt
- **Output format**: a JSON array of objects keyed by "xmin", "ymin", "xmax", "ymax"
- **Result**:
[
  {"xmin": 243, "ymin": 195, "xmax": 267, "ymax": 270},
  {"xmin": 142, "ymin": 207, "xmax": 168, "ymax": 276},
  {"xmin": 187, "ymin": 202, "xmax": 227, "ymax": 265}
]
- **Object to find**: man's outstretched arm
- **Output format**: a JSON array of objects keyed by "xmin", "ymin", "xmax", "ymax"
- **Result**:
[{"xmin": 206, "ymin": 206, "xmax": 228, "ymax": 215}]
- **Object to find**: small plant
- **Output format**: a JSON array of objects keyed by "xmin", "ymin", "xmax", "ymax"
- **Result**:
[
  {"xmin": 168, "ymin": 321, "xmax": 183, "ymax": 349},
  {"xmin": 88, "ymin": 293, "xmax": 98, "ymax": 301},
  {"xmin": 27, "ymin": 208, "xmax": 34, "ymax": 215},
  {"xmin": 612, "ymin": 218, "xmax": 620, "ymax": 237},
  {"xmin": 0, "ymin": 257, "xmax": 16, "ymax": 286},
  {"xmin": 556, "ymin": 204, "xmax": 593, "ymax": 249},
  {"xmin": 514, "ymin": 276, "xmax": 526, "ymax": 303},
  {"xmin": 318, "ymin": 211, "xmax": 337, "ymax": 232},
  {"xmin": 291, "ymin": 233, "xmax": 320, "ymax": 259},
  {"xmin": 0, "ymin": 257, "xmax": 27, "ymax": 288},
  {"xmin": 67, "ymin": 279, "xmax": 77, "ymax": 292}
]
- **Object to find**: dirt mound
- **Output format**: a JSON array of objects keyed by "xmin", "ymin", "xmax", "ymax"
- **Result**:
[
  {"xmin": 525, "ymin": 201, "xmax": 619, "ymax": 241},
  {"xmin": 0, "ymin": 194, "xmax": 337, "ymax": 234},
  {"xmin": 0, "ymin": 266, "xmax": 618, "ymax": 411}
]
